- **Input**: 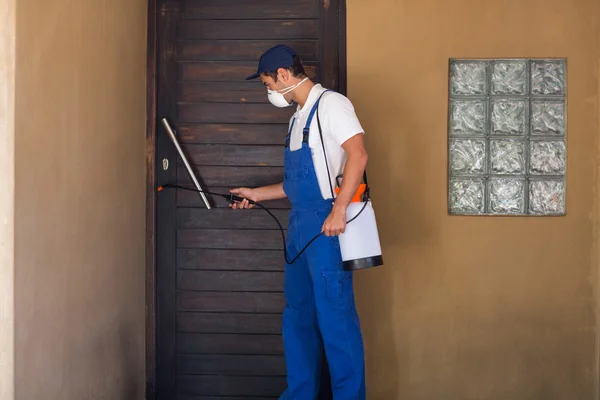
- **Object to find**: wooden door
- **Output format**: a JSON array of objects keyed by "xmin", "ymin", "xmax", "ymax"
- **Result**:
[{"xmin": 150, "ymin": 0, "xmax": 346, "ymax": 398}]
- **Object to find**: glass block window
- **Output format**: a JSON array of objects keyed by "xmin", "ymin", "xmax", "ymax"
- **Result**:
[{"xmin": 448, "ymin": 59, "xmax": 567, "ymax": 216}]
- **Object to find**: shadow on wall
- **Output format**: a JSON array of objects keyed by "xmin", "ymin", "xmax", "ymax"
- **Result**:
[
  {"xmin": 84, "ymin": 318, "xmax": 143, "ymax": 399},
  {"xmin": 350, "ymin": 73, "xmax": 444, "ymax": 398},
  {"xmin": 118, "ymin": 321, "xmax": 142, "ymax": 399}
]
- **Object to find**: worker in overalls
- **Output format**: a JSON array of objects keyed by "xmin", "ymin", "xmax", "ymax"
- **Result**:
[{"xmin": 230, "ymin": 44, "xmax": 368, "ymax": 400}]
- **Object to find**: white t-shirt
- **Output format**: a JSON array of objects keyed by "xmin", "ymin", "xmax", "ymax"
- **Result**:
[{"xmin": 288, "ymin": 84, "xmax": 365, "ymax": 199}]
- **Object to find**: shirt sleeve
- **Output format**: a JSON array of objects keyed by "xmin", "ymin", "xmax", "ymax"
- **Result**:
[{"xmin": 321, "ymin": 92, "xmax": 365, "ymax": 146}]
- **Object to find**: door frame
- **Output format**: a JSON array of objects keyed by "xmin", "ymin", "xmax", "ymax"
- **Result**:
[
  {"xmin": 145, "ymin": 0, "xmax": 158, "ymax": 397},
  {"xmin": 144, "ymin": 1, "xmax": 348, "ymax": 398}
]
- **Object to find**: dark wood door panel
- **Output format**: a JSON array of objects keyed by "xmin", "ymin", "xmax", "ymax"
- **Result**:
[
  {"xmin": 178, "ymin": 312, "xmax": 282, "ymax": 334},
  {"xmin": 177, "ymin": 270, "xmax": 284, "ymax": 292},
  {"xmin": 178, "ymin": 103, "xmax": 294, "ymax": 124},
  {"xmin": 177, "ymin": 249, "xmax": 284, "ymax": 271},
  {"xmin": 178, "ymin": 396, "xmax": 277, "ymax": 400},
  {"xmin": 179, "ymin": 19, "xmax": 320, "ymax": 40},
  {"xmin": 177, "ymin": 375, "xmax": 286, "ymax": 398},
  {"xmin": 177, "ymin": 333, "xmax": 284, "ymax": 354},
  {"xmin": 180, "ymin": 0, "xmax": 318, "ymax": 20},
  {"xmin": 181, "ymin": 144, "xmax": 284, "ymax": 167},
  {"xmin": 178, "ymin": 165, "xmax": 284, "ymax": 187},
  {"xmin": 178, "ymin": 291, "xmax": 285, "ymax": 313},
  {"xmin": 178, "ymin": 354, "xmax": 286, "ymax": 375},
  {"xmin": 177, "ymin": 229, "xmax": 283, "ymax": 250},
  {"xmin": 177, "ymin": 123, "xmax": 287, "ymax": 145},
  {"xmin": 179, "ymin": 61, "xmax": 255, "ymax": 82},
  {"xmin": 178, "ymin": 82, "xmax": 269, "ymax": 103},
  {"xmin": 179, "ymin": 61, "xmax": 318, "ymax": 82},
  {"xmin": 178, "ymin": 40, "xmax": 318, "ymax": 62},
  {"xmin": 177, "ymin": 208, "xmax": 289, "ymax": 229}
]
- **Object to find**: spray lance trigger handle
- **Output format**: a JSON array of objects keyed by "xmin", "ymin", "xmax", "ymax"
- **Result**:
[{"xmin": 227, "ymin": 194, "xmax": 256, "ymax": 205}]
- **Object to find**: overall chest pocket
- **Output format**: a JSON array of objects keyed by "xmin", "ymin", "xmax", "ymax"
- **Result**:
[{"xmin": 284, "ymin": 165, "xmax": 310, "ymax": 181}]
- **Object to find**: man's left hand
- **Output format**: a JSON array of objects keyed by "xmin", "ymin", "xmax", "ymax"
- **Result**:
[{"xmin": 322, "ymin": 207, "xmax": 347, "ymax": 236}]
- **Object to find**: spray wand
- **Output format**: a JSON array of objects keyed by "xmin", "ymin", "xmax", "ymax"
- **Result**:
[{"xmin": 157, "ymin": 183, "xmax": 332, "ymax": 264}]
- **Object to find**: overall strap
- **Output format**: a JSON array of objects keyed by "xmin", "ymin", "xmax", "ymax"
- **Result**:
[
  {"xmin": 302, "ymin": 90, "xmax": 331, "ymax": 143},
  {"xmin": 284, "ymin": 117, "xmax": 296, "ymax": 148},
  {"xmin": 313, "ymin": 90, "xmax": 336, "ymax": 199}
]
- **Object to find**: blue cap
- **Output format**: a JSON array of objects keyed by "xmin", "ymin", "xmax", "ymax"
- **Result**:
[{"xmin": 245, "ymin": 45, "xmax": 297, "ymax": 80}]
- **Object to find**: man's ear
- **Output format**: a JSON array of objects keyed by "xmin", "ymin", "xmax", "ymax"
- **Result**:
[{"xmin": 277, "ymin": 67, "xmax": 290, "ymax": 82}]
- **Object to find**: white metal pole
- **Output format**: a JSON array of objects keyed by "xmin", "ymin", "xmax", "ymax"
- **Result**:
[{"xmin": 161, "ymin": 118, "xmax": 212, "ymax": 210}]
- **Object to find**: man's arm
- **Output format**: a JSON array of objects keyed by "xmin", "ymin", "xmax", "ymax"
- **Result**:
[
  {"xmin": 322, "ymin": 134, "xmax": 368, "ymax": 236},
  {"xmin": 334, "ymin": 134, "xmax": 368, "ymax": 210},
  {"xmin": 229, "ymin": 182, "xmax": 286, "ymax": 209},
  {"xmin": 253, "ymin": 182, "xmax": 287, "ymax": 202}
]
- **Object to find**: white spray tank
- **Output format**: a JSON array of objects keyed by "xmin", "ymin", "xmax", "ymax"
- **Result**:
[{"xmin": 335, "ymin": 177, "xmax": 384, "ymax": 271}]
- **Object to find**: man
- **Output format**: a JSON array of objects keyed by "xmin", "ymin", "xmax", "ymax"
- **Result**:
[{"xmin": 230, "ymin": 44, "xmax": 368, "ymax": 399}]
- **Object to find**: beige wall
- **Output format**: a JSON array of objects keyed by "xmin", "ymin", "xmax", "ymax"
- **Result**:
[
  {"xmin": 4, "ymin": 0, "xmax": 600, "ymax": 398},
  {"xmin": 14, "ymin": 1, "xmax": 147, "ymax": 399},
  {"xmin": 0, "ymin": 0, "xmax": 15, "ymax": 399},
  {"xmin": 348, "ymin": 0, "xmax": 600, "ymax": 398}
]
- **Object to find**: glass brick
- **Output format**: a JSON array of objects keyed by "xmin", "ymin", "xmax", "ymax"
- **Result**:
[
  {"xmin": 529, "ymin": 180, "xmax": 566, "ymax": 215},
  {"xmin": 490, "ymin": 139, "xmax": 526, "ymax": 175},
  {"xmin": 529, "ymin": 140, "xmax": 566, "ymax": 175},
  {"xmin": 450, "ymin": 139, "xmax": 486, "ymax": 175},
  {"xmin": 531, "ymin": 61, "xmax": 565, "ymax": 96},
  {"xmin": 531, "ymin": 100, "xmax": 565, "ymax": 136},
  {"xmin": 491, "ymin": 60, "xmax": 527, "ymax": 95},
  {"xmin": 491, "ymin": 99, "xmax": 527, "ymax": 135},
  {"xmin": 449, "ymin": 179, "xmax": 485, "ymax": 215},
  {"xmin": 488, "ymin": 179, "xmax": 525, "ymax": 215},
  {"xmin": 447, "ymin": 59, "xmax": 567, "ymax": 217},
  {"xmin": 449, "ymin": 100, "xmax": 486, "ymax": 135},
  {"xmin": 450, "ymin": 61, "xmax": 487, "ymax": 96}
]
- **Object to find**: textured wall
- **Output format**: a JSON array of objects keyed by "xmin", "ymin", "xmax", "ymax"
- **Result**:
[
  {"xmin": 0, "ymin": 0, "xmax": 15, "ymax": 399},
  {"xmin": 347, "ymin": 0, "xmax": 600, "ymax": 398},
  {"xmin": 14, "ymin": 1, "xmax": 147, "ymax": 399}
]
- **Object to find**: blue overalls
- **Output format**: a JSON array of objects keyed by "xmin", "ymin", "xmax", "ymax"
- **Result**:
[{"xmin": 280, "ymin": 91, "xmax": 366, "ymax": 400}]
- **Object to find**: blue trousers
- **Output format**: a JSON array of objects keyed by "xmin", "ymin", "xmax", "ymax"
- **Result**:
[{"xmin": 280, "ymin": 205, "xmax": 366, "ymax": 400}]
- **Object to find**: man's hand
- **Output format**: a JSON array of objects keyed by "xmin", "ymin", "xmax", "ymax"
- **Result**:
[
  {"xmin": 322, "ymin": 206, "xmax": 347, "ymax": 236},
  {"xmin": 229, "ymin": 182, "xmax": 287, "ymax": 209},
  {"xmin": 229, "ymin": 187, "xmax": 259, "ymax": 209}
]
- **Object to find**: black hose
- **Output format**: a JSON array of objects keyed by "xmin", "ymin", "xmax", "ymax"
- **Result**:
[{"xmin": 159, "ymin": 183, "xmax": 367, "ymax": 264}]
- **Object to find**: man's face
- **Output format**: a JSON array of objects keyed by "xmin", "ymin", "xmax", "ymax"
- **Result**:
[
  {"xmin": 261, "ymin": 69, "xmax": 295, "ymax": 102},
  {"xmin": 260, "ymin": 75, "xmax": 278, "ymax": 91}
]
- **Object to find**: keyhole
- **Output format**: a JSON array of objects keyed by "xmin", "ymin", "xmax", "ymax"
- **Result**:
[{"xmin": 162, "ymin": 158, "xmax": 169, "ymax": 170}]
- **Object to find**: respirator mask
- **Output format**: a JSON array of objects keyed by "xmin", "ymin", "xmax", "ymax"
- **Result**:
[{"xmin": 267, "ymin": 77, "xmax": 308, "ymax": 108}]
